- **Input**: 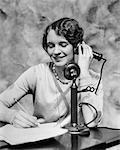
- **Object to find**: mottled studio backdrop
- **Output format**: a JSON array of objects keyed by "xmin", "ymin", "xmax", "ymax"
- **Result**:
[{"xmin": 0, "ymin": 0, "xmax": 120, "ymax": 128}]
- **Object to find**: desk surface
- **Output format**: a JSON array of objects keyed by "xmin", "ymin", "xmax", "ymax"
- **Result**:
[{"xmin": 0, "ymin": 126, "xmax": 120, "ymax": 150}]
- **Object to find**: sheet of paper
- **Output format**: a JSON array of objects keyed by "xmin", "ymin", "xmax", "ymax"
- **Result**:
[{"xmin": 0, "ymin": 122, "xmax": 68, "ymax": 145}]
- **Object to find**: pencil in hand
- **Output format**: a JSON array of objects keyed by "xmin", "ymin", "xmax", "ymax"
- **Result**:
[{"xmin": 14, "ymin": 98, "xmax": 39, "ymax": 127}]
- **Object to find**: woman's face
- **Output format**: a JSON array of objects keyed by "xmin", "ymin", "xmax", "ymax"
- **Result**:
[{"xmin": 46, "ymin": 29, "xmax": 74, "ymax": 66}]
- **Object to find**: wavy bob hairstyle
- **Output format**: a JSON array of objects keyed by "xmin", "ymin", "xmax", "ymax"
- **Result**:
[{"xmin": 42, "ymin": 17, "xmax": 84, "ymax": 53}]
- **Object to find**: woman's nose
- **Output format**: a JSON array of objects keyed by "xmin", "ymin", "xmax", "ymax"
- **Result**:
[{"xmin": 53, "ymin": 45, "xmax": 61, "ymax": 55}]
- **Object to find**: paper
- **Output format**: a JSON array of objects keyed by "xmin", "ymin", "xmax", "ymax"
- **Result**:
[{"xmin": 0, "ymin": 122, "xmax": 68, "ymax": 145}]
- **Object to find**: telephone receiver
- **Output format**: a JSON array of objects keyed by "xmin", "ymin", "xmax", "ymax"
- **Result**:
[{"xmin": 75, "ymin": 43, "xmax": 103, "ymax": 61}]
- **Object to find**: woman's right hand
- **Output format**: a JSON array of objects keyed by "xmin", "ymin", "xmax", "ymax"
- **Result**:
[{"xmin": 10, "ymin": 110, "xmax": 38, "ymax": 128}]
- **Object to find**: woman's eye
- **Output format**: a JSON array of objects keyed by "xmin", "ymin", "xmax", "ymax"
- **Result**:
[
  {"xmin": 59, "ymin": 42, "xmax": 68, "ymax": 47},
  {"xmin": 47, "ymin": 42, "xmax": 55, "ymax": 48}
]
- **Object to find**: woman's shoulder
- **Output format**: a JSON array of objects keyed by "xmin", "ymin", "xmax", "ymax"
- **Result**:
[
  {"xmin": 28, "ymin": 63, "xmax": 49, "ymax": 73},
  {"xmin": 15, "ymin": 63, "xmax": 49, "ymax": 85},
  {"xmin": 27, "ymin": 63, "xmax": 49, "ymax": 75}
]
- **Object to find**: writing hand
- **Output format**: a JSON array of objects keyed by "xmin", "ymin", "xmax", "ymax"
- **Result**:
[{"xmin": 11, "ymin": 110, "xmax": 38, "ymax": 128}]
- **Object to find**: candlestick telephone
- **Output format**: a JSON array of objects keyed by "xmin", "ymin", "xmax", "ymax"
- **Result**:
[{"xmin": 63, "ymin": 43, "xmax": 106, "ymax": 135}]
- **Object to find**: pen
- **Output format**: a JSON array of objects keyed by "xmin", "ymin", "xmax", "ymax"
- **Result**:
[{"xmin": 14, "ymin": 98, "xmax": 40, "ymax": 127}]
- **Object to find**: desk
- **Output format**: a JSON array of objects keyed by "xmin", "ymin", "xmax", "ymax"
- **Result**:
[{"xmin": 0, "ymin": 126, "xmax": 120, "ymax": 150}]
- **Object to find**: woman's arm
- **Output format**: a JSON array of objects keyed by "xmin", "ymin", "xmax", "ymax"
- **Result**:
[
  {"xmin": 77, "ymin": 42, "xmax": 103, "ymax": 127},
  {"xmin": 0, "ymin": 66, "xmax": 37, "ymax": 127},
  {"xmin": 0, "ymin": 100, "xmax": 38, "ymax": 127},
  {"xmin": 79, "ymin": 70, "xmax": 103, "ymax": 128},
  {"xmin": 0, "ymin": 100, "xmax": 17, "ymax": 123}
]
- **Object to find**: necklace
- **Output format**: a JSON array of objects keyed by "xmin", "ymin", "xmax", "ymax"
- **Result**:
[{"xmin": 52, "ymin": 63, "xmax": 71, "ymax": 85}]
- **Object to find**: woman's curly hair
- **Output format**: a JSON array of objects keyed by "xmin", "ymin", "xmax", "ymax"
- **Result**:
[{"xmin": 42, "ymin": 17, "xmax": 84, "ymax": 52}]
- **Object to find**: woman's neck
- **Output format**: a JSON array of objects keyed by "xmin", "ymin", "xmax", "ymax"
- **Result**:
[{"xmin": 55, "ymin": 65, "xmax": 65, "ymax": 80}]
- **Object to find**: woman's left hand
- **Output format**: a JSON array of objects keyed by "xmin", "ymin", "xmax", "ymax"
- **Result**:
[{"xmin": 77, "ymin": 41, "xmax": 93, "ymax": 78}]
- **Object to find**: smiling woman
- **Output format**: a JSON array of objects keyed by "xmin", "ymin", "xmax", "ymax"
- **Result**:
[
  {"xmin": 47, "ymin": 29, "xmax": 73, "ymax": 66},
  {"xmin": 0, "ymin": 17, "xmax": 103, "ymax": 129}
]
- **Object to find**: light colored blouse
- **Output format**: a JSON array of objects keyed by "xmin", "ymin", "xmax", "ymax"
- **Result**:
[{"xmin": 0, "ymin": 63, "xmax": 103, "ymax": 124}]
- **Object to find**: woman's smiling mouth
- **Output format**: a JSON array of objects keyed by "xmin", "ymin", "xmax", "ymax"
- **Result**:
[{"xmin": 52, "ymin": 55, "xmax": 66, "ymax": 61}]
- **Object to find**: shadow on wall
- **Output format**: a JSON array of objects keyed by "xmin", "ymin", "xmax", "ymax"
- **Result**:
[{"xmin": 0, "ymin": 0, "xmax": 120, "ymax": 128}]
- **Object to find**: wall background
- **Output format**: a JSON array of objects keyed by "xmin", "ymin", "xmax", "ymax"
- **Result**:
[{"xmin": 0, "ymin": 0, "xmax": 120, "ymax": 128}]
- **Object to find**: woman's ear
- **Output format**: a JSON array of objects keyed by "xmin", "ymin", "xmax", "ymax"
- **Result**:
[{"xmin": 73, "ymin": 45, "xmax": 79, "ymax": 64}]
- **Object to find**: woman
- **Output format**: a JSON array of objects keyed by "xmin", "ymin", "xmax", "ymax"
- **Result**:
[{"xmin": 0, "ymin": 17, "xmax": 103, "ymax": 128}]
